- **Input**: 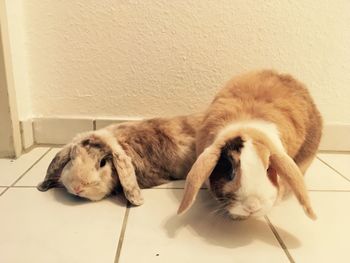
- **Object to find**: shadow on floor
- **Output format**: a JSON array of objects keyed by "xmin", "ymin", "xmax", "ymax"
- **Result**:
[
  {"xmin": 163, "ymin": 188, "xmax": 301, "ymax": 249},
  {"xmin": 51, "ymin": 187, "xmax": 126, "ymax": 207}
]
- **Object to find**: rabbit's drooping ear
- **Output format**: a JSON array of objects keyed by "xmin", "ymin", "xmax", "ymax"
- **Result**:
[
  {"xmin": 269, "ymin": 153, "xmax": 316, "ymax": 220},
  {"xmin": 95, "ymin": 130, "xmax": 144, "ymax": 206},
  {"xmin": 37, "ymin": 144, "xmax": 72, "ymax": 191},
  {"xmin": 112, "ymin": 151, "xmax": 144, "ymax": 206},
  {"xmin": 177, "ymin": 145, "xmax": 221, "ymax": 214},
  {"xmin": 246, "ymin": 128, "xmax": 317, "ymax": 220}
]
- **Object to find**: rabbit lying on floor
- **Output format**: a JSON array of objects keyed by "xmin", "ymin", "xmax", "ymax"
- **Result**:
[
  {"xmin": 178, "ymin": 70, "xmax": 322, "ymax": 220},
  {"xmin": 38, "ymin": 114, "xmax": 202, "ymax": 206}
]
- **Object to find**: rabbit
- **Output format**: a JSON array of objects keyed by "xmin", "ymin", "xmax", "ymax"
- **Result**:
[
  {"xmin": 37, "ymin": 113, "xmax": 202, "ymax": 206},
  {"xmin": 177, "ymin": 70, "xmax": 322, "ymax": 220}
]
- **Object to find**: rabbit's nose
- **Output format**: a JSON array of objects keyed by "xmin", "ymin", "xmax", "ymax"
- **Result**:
[
  {"xmin": 73, "ymin": 186, "xmax": 83, "ymax": 194},
  {"xmin": 244, "ymin": 196, "xmax": 261, "ymax": 212}
]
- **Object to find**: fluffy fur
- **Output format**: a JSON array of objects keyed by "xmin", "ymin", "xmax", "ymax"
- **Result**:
[
  {"xmin": 178, "ymin": 70, "xmax": 322, "ymax": 220},
  {"xmin": 38, "ymin": 114, "xmax": 202, "ymax": 204}
]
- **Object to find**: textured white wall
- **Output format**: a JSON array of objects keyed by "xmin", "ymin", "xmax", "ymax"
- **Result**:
[{"xmin": 7, "ymin": 0, "xmax": 350, "ymax": 123}]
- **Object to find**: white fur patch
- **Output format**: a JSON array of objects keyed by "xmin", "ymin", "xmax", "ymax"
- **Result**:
[
  {"xmin": 229, "ymin": 139, "xmax": 277, "ymax": 216},
  {"xmin": 217, "ymin": 120, "xmax": 283, "ymax": 217}
]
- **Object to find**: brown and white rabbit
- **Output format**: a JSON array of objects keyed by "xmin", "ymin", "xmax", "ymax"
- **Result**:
[
  {"xmin": 178, "ymin": 70, "xmax": 322, "ymax": 220},
  {"xmin": 38, "ymin": 114, "xmax": 202, "ymax": 205}
]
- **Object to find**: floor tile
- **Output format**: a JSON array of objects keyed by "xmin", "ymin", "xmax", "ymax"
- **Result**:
[
  {"xmin": 0, "ymin": 147, "xmax": 49, "ymax": 186},
  {"xmin": 0, "ymin": 188, "xmax": 126, "ymax": 263},
  {"xmin": 119, "ymin": 189, "xmax": 289, "ymax": 263},
  {"xmin": 304, "ymin": 158, "xmax": 350, "ymax": 190},
  {"xmin": 152, "ymin": 180, "xmax": 186, "ymax": 189},
  {"xmin": 267, "ymin": 192, "xmax": 350, "ymax": 263},
  {"xmin": 153, "ymin": 180, "xmax": 207, "ymax": 189},
  {"xmin": 16, "ymin": 148, "xmax": 62, "ymax": 186},
  {"xmin": 152, "ymin": 180, "xmax": 207, "ymax": 189},
  {"xmin": 318, "ymin": 153, "xmax": 350, "ymax": 181}
]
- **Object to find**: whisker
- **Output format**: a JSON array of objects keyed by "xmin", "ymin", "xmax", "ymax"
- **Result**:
[{"xmin": 210, "ymin": 201, "xmax": 231, "ymax": 217}]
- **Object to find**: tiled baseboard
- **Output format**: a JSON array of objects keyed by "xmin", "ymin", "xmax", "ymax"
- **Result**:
[
  {"xmin": 20, "ymin": 117, "xmax": 350, "ymax": 152},
  {"xmin": 319, "ymin": 123, "xmax": 350, "ymax": 152},
  {"xmin": 20, "ymin": 117, "xmax": 142, "ymax": 147},
  {"xmin": 33, "ymin": 118, "xmax": 93, "ymax": 145}
]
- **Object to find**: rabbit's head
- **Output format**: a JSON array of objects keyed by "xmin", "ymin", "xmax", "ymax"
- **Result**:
[
  {"xmin": 37, "ymin": 130, "xmax": 143, "ymax": 205},
  {"xmin": 178, "ymin": 125, "xmax": 316, "ymax": 220}
]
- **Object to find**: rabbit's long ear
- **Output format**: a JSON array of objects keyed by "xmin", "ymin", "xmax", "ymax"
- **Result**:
[
  {"xmin": 234, "ymin": 127, "xmax": 317, "ymax": 220},
  {"xmin": 177, "ymin": 145, "xmax": 221, "ymax": 214},
  {"xmin": 112, "ymin": 149, "xmax": 144, "ymax": 206},
  {"xmin": 96, "ymin": 130, "xmax": 144, "ymax": 206},
  {"xmin": 270, "ymin": 153, "xmax": 316, "ymax": 220},
  {"xmin": 94, "ymin": 129, "xmax": 143, "ymax": 205},
  {"xmin": 37, "ymin": 145, "xmax": 72, "ymax": 191}
]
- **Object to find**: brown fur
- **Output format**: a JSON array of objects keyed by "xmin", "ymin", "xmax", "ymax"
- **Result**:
[
  {"xmin": 178, "ymin": 70, "xmax": 322, "ymax": 219},
  {"xmin": 39, "ymin": 113, "xmax": 203, "ymax": 204},
  {"xmin": 38, "ymin": 145, "xmax": 71, "ymax": 190},
  {"xmin": 106, "ymin": 113, "xmax": 203, "ymax": 188},
  {"xmin": 197, "ymin": 70, "xmax": 322, "ymax": 160}
]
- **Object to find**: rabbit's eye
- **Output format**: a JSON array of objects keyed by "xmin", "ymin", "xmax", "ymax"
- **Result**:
[
  {"xmin": 221, "ymin": 157, "xmax": 235, "ymax": 181},
  {"xmin": 211, "ymin": 155, "xmax": 235, "ymax": 181},
  {"xmin": 99, "ymin": 158, "xmax": 107, "ymax": 168}
]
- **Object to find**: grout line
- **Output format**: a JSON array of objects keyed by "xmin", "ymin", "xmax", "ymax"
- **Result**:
[
  {"xmin": 265, "ymin": 216, "xmax": 295, "ymax": 263},
  {"xmin": 153, "ymin": 187, "xmax": 185, "ymax": 190},
  {"xmin": 318, "ymin": 150, "xmax": 350, "ymax": 154},
  {"xmin": 309, "ymin": 189, "xmax": 350, "ymax": 192},
  {"xmin": 152, "ymin": 187, "xmax": 207, "ymax": 190},
  {"xmin": 0, "ymin": 187, "xmax": 10, "ymax": 196},
  {"xmin": 35, "ymin": 143, "xmax": 65, "ymax": 148},
  {"xmin": 114, "ymin": 203, "xmax": 131, "ymax": 263},
  {"xmin": 9, "ymin": 148, "xmax": 52, "ymax": 188},
  {"xmin": 93, "ymin": 119, "xmax": 97, "ymax": 131},
  {"xmin": 6, "ymin": 185, "xmax": 202, "ymax": 189},
  {"xmin": 317, "ymin": 156, "xmax": 350, "ymax": 183},
  {"xmin": 10, "ymin": 186, "xmax": 37, "ymax": 188},
  {"xmin": 21, "ymin": 144, "xmax": 37, "ymax": 155},
  {"xmin": 0, "ymin": 148, "xmax": 51, "ymax": 196}
]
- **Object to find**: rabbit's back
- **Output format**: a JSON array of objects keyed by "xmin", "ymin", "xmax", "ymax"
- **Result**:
[
  {"xmin": 198, "ymin": 70, "xmax": 322, "ymax": 157},
  {"xmin": 109, "ymin": 114, "xmax": 202, "ymax": 188}
]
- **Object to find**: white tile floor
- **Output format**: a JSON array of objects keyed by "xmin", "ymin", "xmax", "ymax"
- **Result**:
[{"xmin": 0, "ymin": 147, "xmax": 349, "ymax": 263}]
